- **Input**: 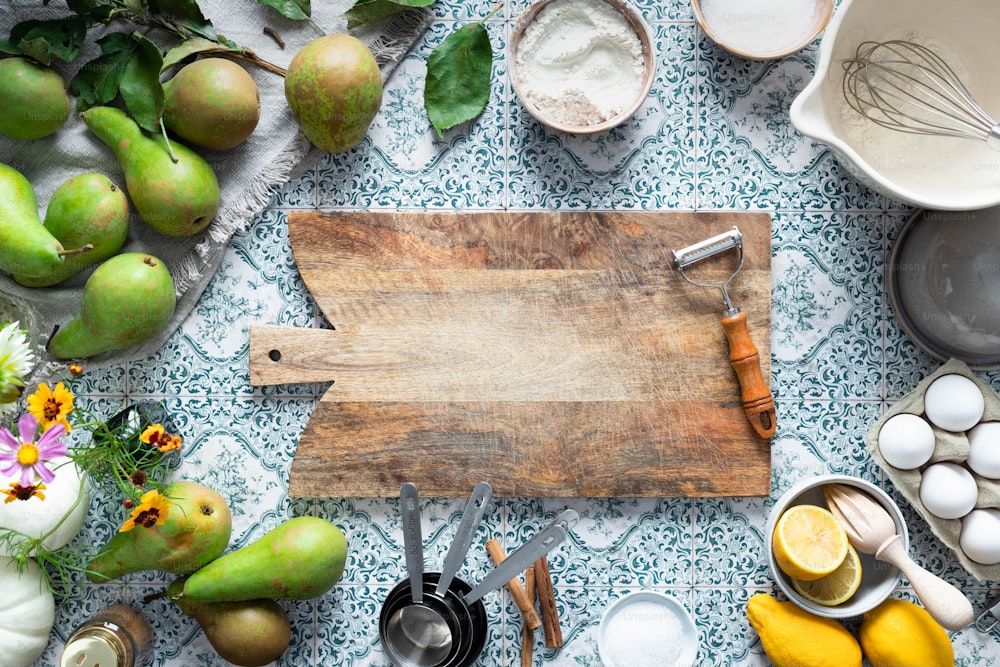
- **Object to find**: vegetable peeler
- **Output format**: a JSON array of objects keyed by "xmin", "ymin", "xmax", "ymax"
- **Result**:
[{"xmin": 671, "ymin": 226, "xmax": 777, "ymax": 439}]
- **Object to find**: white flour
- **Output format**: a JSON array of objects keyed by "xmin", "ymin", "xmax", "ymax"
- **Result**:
[
  {"xmin": 515, "ymin": 0, "xmax": 645, "ymax": 126},
  {"xmin": 699, "ymin": 0, "xmax": 818, "ymax": 55}
]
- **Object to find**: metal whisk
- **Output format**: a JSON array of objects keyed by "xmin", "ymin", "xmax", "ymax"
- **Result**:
[{"xmin": 842, "ymin": 39, "xmax": 1000, "ymax": 150}]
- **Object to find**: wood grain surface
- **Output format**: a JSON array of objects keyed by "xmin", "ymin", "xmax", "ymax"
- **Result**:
[{"xmin": 249, "ymin": 211, "xmax": 774, "ymax": 498}]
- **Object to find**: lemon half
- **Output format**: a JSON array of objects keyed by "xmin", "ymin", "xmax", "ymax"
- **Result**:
[{"xmin": 772, "ymin": 504, "xmax": 849, "ymax": 581}]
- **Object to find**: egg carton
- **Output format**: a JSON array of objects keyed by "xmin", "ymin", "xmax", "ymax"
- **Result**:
[{"xmin": 865, "ymin": 357, "xmax": 1000, "ymax": 582}]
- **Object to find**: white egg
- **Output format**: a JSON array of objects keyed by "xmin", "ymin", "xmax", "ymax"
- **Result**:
[
  {"xmin": 919, "ymin": 462, "xmax": 978, "ymax": 519},
  {"xmin": 923, "ymin": 374, "xmax": 985, "ymax": 432},
  {"xmin": 877, "ymin": 413, "xmax": 936, "ymax": 469},
  {"xmin": 960, "ymin": 508, "xmax": 1000, "ymax": 564},
  {"xmin": 968, "ymin": 422, "xmax": 1000, "ymax": 479}
]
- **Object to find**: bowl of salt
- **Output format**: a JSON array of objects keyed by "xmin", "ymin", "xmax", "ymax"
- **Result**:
[
  {"xmin": 597, "ymin": 590, "xmax": 698, "ymax": 667},
  {"xmin": 692, "ymin": 0, "xmax": 834, "ymax": 60}
]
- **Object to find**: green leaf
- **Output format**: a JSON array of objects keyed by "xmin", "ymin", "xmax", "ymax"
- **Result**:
[
  {"xmin": 6, "ymin": 18, "xmax": 87, "ymax": 64},
  {"xmin": 64, "ymin": 0, "xmax": 119, "ymax": 21},
  {"xmin": 120, "ymin": 33, "xmax": 165, "ymax": 132},
  {"xmin": 423, "ymin": 21, "xmax": 493, "ymax": 138},
  {"xmin": 69, "ymin": 32, "xmax": 137, "ymax": 111},
  {"xmin": 385, "ymin": 0, "xmax": 436, "ymax": 6},
  {"xmin": 147, "ymin": 0, "xmax": 221, "ymax": 41},
  {"xmin": 161, "ymin": 37, "xmax": 243, "ymax": 73},
  {"xmin": 257, "ymin": 0, "xmax": 311, "ymax": 21},
  {"xmin": 344, "ymin": 0, "xmax": 407, "ymax": 29}
]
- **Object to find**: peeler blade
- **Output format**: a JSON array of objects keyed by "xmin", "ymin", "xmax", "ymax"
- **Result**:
[{"xmin": 671, "ymin": 226, "xmax": 743, "ymax": 269}]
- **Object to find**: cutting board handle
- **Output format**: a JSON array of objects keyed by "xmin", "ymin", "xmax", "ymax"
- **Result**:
[{"xmin": 721, "ymin": 311, "xmax": 776, "ymax": 439}]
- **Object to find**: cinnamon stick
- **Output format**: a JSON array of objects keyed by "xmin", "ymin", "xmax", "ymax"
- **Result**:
[
  {"xmin": 521, "ymin": 566, "xmax": 536, "ymax": 667},
  {"xmin": 534, "ymin": 555, "xmax": 562, "ymax": 648},
  {"xmin": 485, "ymin": 538, "xmax": 542, "ymax": 630}
]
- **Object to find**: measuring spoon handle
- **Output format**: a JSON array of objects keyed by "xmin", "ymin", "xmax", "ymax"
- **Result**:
[
  {"xmin": 464, "ymin": 509, "xmax": 578, "ymax": 606},
  {"xmin": 400, "ymin": 482, "xmax": 423, "ymax": 604},
  {"xmin": 436, "ymin": 481, "xmax": 492, "ymax": 597}
]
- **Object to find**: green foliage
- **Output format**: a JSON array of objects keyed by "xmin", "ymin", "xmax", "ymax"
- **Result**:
[
  {"xmin": 0, "ymin": 18, "xmax": 88, "ymax": 64},
  {"xmin": 344, "ymin": 0, "xmax": 435, "ymax": 29},
  {"xmin": 119, "ymin": 33, "xmax": 166, "ymax": 132},
  {"xmin": 258, "ymin": 0, "xmax": 311, "ymax": 21},
  {"xmin": 423, "ymin": 8, "xmax": 497, "ymax": 138}
]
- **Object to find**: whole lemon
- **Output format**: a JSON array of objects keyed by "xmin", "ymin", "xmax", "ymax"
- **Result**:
[
  {"xmin": 859, "ymin": 599, "xmax": 954, "ymax": 667},
  {"xmin": 746, "ymin": 593, "xmax": 862, "ymax": 667}
]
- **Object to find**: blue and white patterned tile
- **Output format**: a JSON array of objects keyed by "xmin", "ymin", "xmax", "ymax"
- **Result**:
[
  {"xmin": 434, "ymin": 0, "xmax": 507, "ymax": 21},
  {"xmin": 508, "ymin": 22, "xmax": 696, "ymax": 210},
  {"xmin": 696, "ymin": 38, "xmax": 884, "ymax": 211},
  {"xmin": 693, "ymin": 587, "xmax": 770, "ymax": 666},
  {"xmin": 269, "ymin": 162, "xmax": 317, "ymax": 209},
  {"xmin": 516, "ymin": 497, "xmax": 693, "ymax": 588},
  {"xmin": 770, "ymin": 210, "xmax": 886, "ymax": 400},
  {"xmin": 316, "ymin": 22, "xmax": 508, "ymax": 210}
]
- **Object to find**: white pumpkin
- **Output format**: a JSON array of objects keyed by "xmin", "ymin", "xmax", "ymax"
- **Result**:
[
  {"xmin": 0, "ymin": 556, "xmax": 55, "ymax": 667},
  {"xmin": 0, "ymin": 457, "xmax": 89, "ymax": 555}
]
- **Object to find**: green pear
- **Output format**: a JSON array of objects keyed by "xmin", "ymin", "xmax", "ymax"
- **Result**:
[
  {"xmin": 13, "ymin": 172, "xmax": 130, "ymax": 287},
  {"xmin": 167, "ymin": 578, "xmax": 292, "ymax": 667},
  {"xmin": 284, "ymin": 34, "xmax": 382, "ymax": 153},
  {"xmin": 182, "ymin": 516, "xmax": 348, "ymax": 602},
  {"xmin": 164, "ymin": 58, "xmax": 261, "ymax": 150},
  {"xmin": 0, "ymin": 57, "xmax": 71, "ymax": 139},
  {"xmin": 0, "ymin": 162, "xmax": 69, "ymax": 278},
  {"xmin": 87, "ymin": 481, "xmax": 232, "ymax": 582},
  {"xmin": 47, "ymin": 252, "xmax": 176, "ymax": 359},
  {"xmin": 81, "ymin": 105, "xmax": 219, "ymax": 237}
]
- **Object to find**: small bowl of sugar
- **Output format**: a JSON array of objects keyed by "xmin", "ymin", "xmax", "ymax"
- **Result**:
[
  {"xmin": 692, "ymin": 0, "xmax": 834, "ymax": 60},
  {"xmin": 510, "ymin": 0, "xmax": 656, "ymax": 134},
  {"xmin": 597, "ymin": 590, "xmax": 698, "ymax": 667}
]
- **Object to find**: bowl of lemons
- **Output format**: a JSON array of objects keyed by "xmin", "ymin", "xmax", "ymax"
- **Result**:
[{"xmin": 765, "ymin": 475, "xmax": 906, "ymax": 618}]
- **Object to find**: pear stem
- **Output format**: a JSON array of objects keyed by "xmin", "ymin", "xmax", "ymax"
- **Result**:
[
  {"xmin": 58, "ymin": 244, "xmax": 94, "ymax": 257},
  {"xmin": 159, "ymin": 118, "xmax": 178, "ymax": 163}
]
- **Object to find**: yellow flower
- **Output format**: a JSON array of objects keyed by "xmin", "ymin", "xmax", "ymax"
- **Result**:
[
  {"xmin": 119, "ymin": 489, "xmax": 171, "ymax": 532},
  {"xmin": 140, "ymin": 423, "xmax": 183, "ymax": 453},
  {"xmin": 26, "ymin": 382, "xmax": 74, "ymax": 433},
  {"xmin": 2, "ymin": 481, "xmax": 45, "ymax": 503}
]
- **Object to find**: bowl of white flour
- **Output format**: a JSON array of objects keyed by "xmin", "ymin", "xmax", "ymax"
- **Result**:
[{"xmin": 510, "ymin": 0, "xmax": 655, "ymax": 134}]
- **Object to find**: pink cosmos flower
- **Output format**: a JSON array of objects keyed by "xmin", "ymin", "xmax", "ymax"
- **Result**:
[{"xmin": 0, "ymin": 413, "xmax": 67, "ymax": 486}]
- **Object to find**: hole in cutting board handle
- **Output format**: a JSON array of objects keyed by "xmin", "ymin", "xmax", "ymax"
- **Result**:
[{"xmin": 268, "ymin": 349, "xmax": 282, "ymax": 362}]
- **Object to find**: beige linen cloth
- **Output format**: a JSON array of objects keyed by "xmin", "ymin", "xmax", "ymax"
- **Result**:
[{"xmin": 0, "ymin": 0, "xmax": 430, "ymax": 380}]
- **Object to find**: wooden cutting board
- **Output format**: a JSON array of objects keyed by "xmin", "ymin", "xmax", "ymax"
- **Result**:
[{"xmin": 249, "ymin": 211, "xmax": 773, "ymax": 498}]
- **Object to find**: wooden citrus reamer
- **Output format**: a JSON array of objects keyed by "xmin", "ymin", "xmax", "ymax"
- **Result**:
[{"xmin": 671, "ymin": 226, "xmax": 776, "ymax": 438}]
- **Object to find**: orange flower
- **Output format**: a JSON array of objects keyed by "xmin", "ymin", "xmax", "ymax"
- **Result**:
[
  {"xmin": 2, "ymin": 481, "xmax": 45, "ymax": 503},
  {"xmin": 140, "ymin": 423, "xmax": 182, "ymax": 453},
  {"xmin": 26, "ymin": 382, "xmax": 74, "ymax": 433},
  {"xmin": 119, "ymin": 489, "xmax": 170, "ymax": 532}
]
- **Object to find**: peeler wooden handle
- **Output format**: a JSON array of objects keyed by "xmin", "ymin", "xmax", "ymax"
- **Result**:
[{"xmin": 721, "ymin": 311, "xmax": 776, "ymax": 439}]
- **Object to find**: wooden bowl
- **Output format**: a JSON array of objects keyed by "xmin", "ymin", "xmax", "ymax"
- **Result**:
[{"xmin": 509, "ymin": 0, "xmax": 656, "ymax": 134}]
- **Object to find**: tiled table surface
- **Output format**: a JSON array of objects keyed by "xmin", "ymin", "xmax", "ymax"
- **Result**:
[{"xmin": 34, "ymin": 0, "xmax": 1000, "ymax": 665}]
